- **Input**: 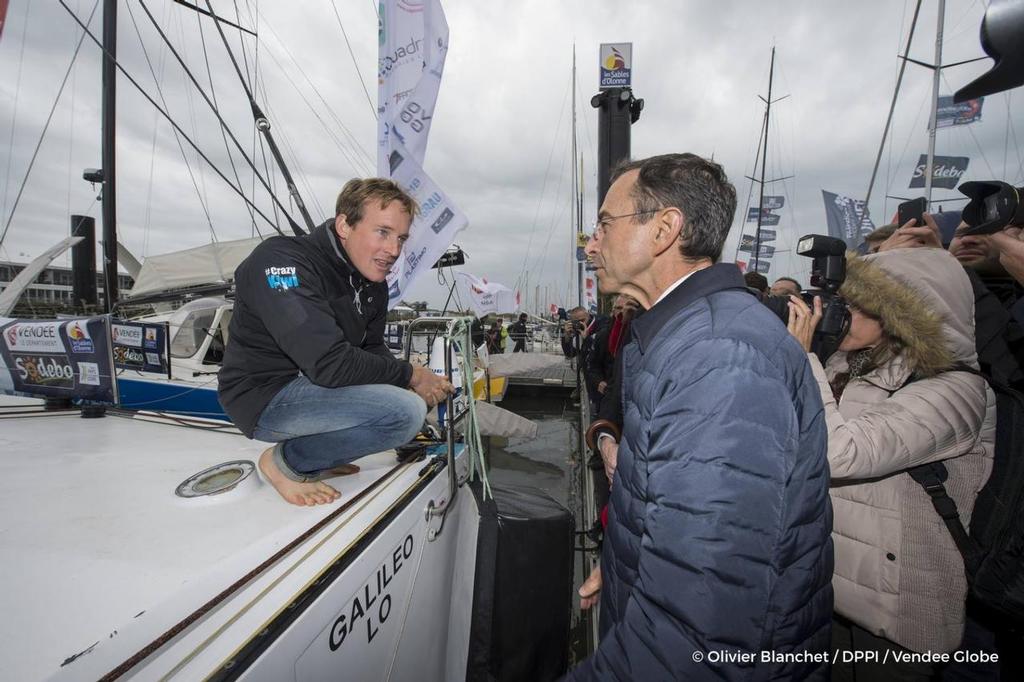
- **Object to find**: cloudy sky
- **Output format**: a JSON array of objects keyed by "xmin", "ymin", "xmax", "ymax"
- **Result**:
[{"xmin": 1, "ymin": 0, "xmax": 1021, "ymax": 309}]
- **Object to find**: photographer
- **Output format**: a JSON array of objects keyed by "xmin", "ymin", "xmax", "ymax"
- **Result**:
[{"xmin": 788, "ymin": 247, "xmax": 994, "ymax": 680}]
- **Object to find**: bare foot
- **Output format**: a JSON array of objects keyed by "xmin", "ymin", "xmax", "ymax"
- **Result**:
[{"xmin": 258, "ymin": 448, "xmax": 341, "ymax": 506}]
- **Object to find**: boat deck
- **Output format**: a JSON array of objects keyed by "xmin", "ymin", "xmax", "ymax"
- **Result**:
[{"xmin": 0, "ymin": 396, "xmax": 440, "ymax": 680}]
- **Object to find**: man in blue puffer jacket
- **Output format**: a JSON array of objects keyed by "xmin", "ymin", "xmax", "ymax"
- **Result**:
[{"xmin": 569, "ymin": 153, "xmax": 833, "ymax": 680}]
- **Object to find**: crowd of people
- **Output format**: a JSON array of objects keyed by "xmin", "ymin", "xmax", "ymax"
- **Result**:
[
  {"xmin": 214, "ymin": 152, "xmax": 1022, "ymax": 680},
  {"xmin": 569, "ymin": 153, "xmax": 1023, "ymax": 681}
]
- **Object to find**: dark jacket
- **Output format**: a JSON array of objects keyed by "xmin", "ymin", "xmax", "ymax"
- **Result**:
[
  {"xmin": 218, "ymin": 221, "xmax": 412, "ymax": 437},
  {"xmin": 568, "ymin": 264, "xmax": 833, "ymax": 681}
]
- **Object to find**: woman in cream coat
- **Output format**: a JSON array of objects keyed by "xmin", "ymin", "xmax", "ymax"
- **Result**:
[{"xmin": 788, "ymin": 247, "xmax": 995, "ymax": 681}]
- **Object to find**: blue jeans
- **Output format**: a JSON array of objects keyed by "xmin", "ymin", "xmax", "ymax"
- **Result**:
[{"xmin": 252, "ymin": 376, "xmax": 426, "ymax": 482}]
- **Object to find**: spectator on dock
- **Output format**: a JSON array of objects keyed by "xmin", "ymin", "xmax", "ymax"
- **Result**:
[
  {"xmin": 218, "ymin": 178, "xmax": 453, "ymax": 507},
  {"xmin": 743, "ymin": 270, "xmax": 769, "ymax": 297},
  {"xmin": 509, "ymin": 313, "xmax": 529, "ymax": 353},
  {"xmin": 770, "ymin": 276, "xmax": 801, "ymax": 297},
  {"xmin": 486, "ymin": 318, "xmax": 507, "ymax": 354},
  {"xmin": 570, "ymin": 153, "xmax": 832, "ymax": 680}
]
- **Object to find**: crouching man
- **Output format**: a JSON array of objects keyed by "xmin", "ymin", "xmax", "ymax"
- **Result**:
[{"xmin": 218, "ymin": 178, "xmax": 453, "ymax": 506}]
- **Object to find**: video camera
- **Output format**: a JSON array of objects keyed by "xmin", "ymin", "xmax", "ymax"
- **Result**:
[{"xmin": 762, "ymin": 234, "xmax": 851, "ymax": 360}]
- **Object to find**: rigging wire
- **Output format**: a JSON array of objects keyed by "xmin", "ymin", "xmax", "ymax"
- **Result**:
[
  {"xmin": 200, "ymin": 0, "xmax": 314, "ymax": 233},
  {"xmin": 56, "ymin": 0, "xmax": 286, "ymax": 235},
  {"xmin": 174, "ymin": 9, "xmax": 216, "ymax": 238},
  {"xmin": 196, "ymin": 8, "xmax": 255, "ymax": 239},
  {"xmin": 0, "ymin": 1, "xmax": 100, "ymax": 251},
  {"xmin": 253, "ymin": 5, "xmax": 374, "ymax": 172},
  {"xmin": 940, "ymin": 72, "xmax": 998, "ymax": 180},
  {"xmin": 330, "ymin": 0, "xmax": 377, "ymax": 120},
  {"xmin": 136, "ymin": 0, "xmax": 300, "ymax": 234},
  {"xmin": 253, "ymin": 72, "xmax": 282, "ymax": 231},
  {"xmin": 125, "ymin": 1, "xmax": 218, "ymax": 240},
  {"xmin": 514, "ymin": 73, "xmax": 571, "ymax": 293},
  {"xmin": 142, "ymin": 0, "xmax": 174, "ymax": 257},
  {"xmin": 252, "ymin": 38, "xmax": 373, "ymax": 177},
  {"xmin": 232, "ymin": 0, "xmax": 262, "ymax": 238},
  {"xmin": 1, "ymin": 0, "xmax": 33, "ymax": 226}
]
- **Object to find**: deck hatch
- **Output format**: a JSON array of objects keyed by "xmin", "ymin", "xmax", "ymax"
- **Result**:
[{"xmin": 176, "ymin": 460, "xmax": 255, "ymax": 498}]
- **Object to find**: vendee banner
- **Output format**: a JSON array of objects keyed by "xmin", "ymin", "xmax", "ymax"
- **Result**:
[
  {"xmin": 0, "ymin": 316, "xmax": 117, "ymax": 403},
  {"xmin": 111, "ymin": 320, "xmax": 168, "ymax": 374}
]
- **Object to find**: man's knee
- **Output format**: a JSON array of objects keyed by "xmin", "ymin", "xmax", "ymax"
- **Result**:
[{"xmin": 379, "ymin": 385, "xmax": 427, "ymax": 435}]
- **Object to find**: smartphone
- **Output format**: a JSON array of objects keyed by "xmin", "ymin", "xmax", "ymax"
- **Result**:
[{"xmin": 898, "ymin": 197, "xmax": 927, "ymax": 226}]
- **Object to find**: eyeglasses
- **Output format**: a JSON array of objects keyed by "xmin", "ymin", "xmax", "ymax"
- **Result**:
[{"xmin": 590, "ymin": 209, "xmax": 659, "ymax": 240}]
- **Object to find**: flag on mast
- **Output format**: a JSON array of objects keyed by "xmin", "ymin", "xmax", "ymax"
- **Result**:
[{"xmin": 378, "ymin": 0, "xmax": 468, "ymax": 307}]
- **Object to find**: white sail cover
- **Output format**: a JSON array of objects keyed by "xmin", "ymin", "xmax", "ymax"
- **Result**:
[
  {"xmin": 126, "ymin": 237, "xmax": 262, "ymax": 298},
  {"xmin": 378, "ymin": 0, "xmax": 468, "ymax": 307}
]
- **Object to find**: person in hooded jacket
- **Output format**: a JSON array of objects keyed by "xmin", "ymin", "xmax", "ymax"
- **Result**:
[{"xmin": 787, "ymin": 247, "xmax": 996, "ymax": 681}]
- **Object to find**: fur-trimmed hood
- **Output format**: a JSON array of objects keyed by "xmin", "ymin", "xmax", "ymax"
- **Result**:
[{"xmin": 837, "ymin": 247, "xmax": 977, "ymax": 378}]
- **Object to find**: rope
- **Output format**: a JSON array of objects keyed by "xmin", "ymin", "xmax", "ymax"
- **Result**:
[{"xmin": 445, "ymin": 317, "xmax": 491, "ymax": 500}]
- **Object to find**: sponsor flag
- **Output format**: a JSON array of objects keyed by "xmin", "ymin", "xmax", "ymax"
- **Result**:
[
  {"xmin": 746, "ymin": 207, "xmax": 781, "ymax": 226},
  {"xmin": 822, "ymin": 190, "xmax": 875, "ymax": 249},
  {"xmin": 762, "ymin": 196, "xmax": 785, "ymax": 210},
  {"xmin": 455, "ymin": 272, "xmax": 518, "ymax": 318},
  {"xmin": 909, "ymin": 154, "xmax": 970, "ymax": 190},
  {"xmin": 740, "ymin": 231, "xmax": 778, "ymax": 249},
  {"xmin": 738, "ymin": 259, "xmax": 771, "ymax": 274},
  {"xmin": 935, "ymin": 96, "xmax": 984, "ymax": 128},
  {"xmin": 738, "ymin": 242, "xmax": 776, "ymax": 259},
  {"xmin": 379, "ymin": 0, "xmax": 468, "ymax": 308}
]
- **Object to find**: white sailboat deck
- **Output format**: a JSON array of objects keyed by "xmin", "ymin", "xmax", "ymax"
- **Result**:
[{"xmin": 0, "ymin": 395, "xmax": 432, "ymax": 681}]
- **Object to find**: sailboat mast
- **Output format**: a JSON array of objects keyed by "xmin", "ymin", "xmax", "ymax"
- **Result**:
[
  {"xmin": 753, "ymin": 47, "xmax": 776, "ymax": 274},
  {"xmin": 572, "ymin": 47, "xmax": 582, "ymax": 308},
  {"xmin": 100, "ymin": 0, "xmax": 118, "ymax": 311},
  {"xmin": 924, "ymin": 0, "xmax": 946, "ymax": 204}
]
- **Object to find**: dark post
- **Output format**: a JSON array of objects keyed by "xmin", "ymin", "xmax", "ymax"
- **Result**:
[
  {"xmin": 100, "ymin": 0, "xmax": 118, "ymax": 311},
  {"xmin": 70, "ymin": 215, "xmax": 97, "ymax": 309},
  {"xmin": 591, "ymin": 87, "xmax": 643, "ymax": 207}
]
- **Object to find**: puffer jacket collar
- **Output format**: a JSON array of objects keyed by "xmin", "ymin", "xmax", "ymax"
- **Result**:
[{"xmin": 631, "ymin": 263, "xmax": 748, "ymax": 353}]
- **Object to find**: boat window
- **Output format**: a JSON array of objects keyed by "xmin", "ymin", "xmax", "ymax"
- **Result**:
[{"xmin": 168, "ymin": 298, "xmax": 227, "ymax": 359}]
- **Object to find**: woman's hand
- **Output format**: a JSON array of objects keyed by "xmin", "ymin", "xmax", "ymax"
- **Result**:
[{"xmin": 787, "ymin": 294, "xmax": 822, "ymax": 353}]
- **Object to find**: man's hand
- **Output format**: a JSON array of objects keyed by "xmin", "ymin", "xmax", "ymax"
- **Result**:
[
  {"xmin": 599, "ymin": 436, "xmax": 619, "ymax": 484},
  {"xmin": 408, "ymin": 365, "xmax": 455, "ymax": 407},
  {"xmin": 597, "ymin": 380, "xmax": 608, "ymax": 395},
  {"xmin": 991, "ymin": 227, "xmax": 1024, "ymax": 285},
  {"xmin": 877, "ymin": 215, "xmax": 943, "ymax": 252},
  {"xmin": 579, "ymin": 564, "xmax": 602, "ymax": 611}
]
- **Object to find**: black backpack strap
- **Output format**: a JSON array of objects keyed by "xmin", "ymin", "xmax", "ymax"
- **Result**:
[{"xmin": 906, "ymin": 462, "xmax": 983, "ymax": 575}]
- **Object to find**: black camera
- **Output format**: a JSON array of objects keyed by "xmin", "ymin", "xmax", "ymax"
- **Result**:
[
  {"xmin": 762, "ymin": 234, "xmax": 851, "ymax": 359},
  {"xmin": 958, "ymin": 181, "xmax": 1024, "ymax": 236}
]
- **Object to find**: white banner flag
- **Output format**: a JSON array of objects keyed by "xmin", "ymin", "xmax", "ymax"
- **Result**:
[
  {"xmin": 379, "ymin": 0, "xmax": 468, "ymax": 307},
  {"xmin": 455, "ymin": 272, "xmax": 519, "ymax": 318}
]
